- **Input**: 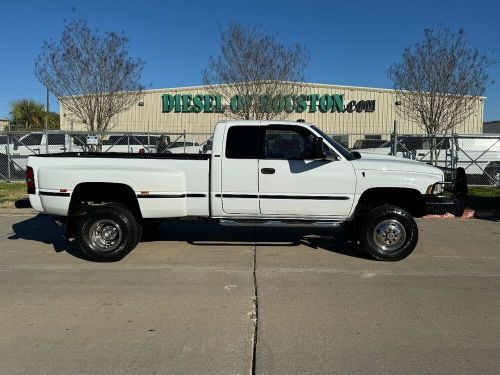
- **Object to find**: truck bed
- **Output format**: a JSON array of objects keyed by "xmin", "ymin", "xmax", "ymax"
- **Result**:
[{"xmin": 27, "ymin": 153, "xmax": 211, "ymax": 218}]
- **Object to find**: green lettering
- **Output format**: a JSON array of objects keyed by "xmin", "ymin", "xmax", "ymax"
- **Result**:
[
  {"xmin": 193, "ymin": 95, "xmax": 204, "ymax": 113},
  {"xmin": 230, "ymin": 95, "xmax": 243, "ymax": 113},
  {"xmin": 182, "ymin": 95, "xmax": 193, "ymax": 113},
  {"xmin": 161, "ymin": 94, "xmax": 174, "ymax": 113},
  {"xmin": 259, "ymin": 96, "xmax": 270, "ymax": 113},
  {"xmin": 174, "ymin": 94, "xmax": 182, "ymax": 113},
  {"xmin": 204, "ymin": 94, "xmax": 214, "ymax": 113},
  {"xmin": 214, "ymin": 95, "xmax": 223, "ymax": 113},
  {"xmin": 295, "ymin": 95, "xmax": 308, "ymax": 113},
  {"xmin": 309, "ymin": 94, "xmax": 318, "ymax": 113},
  {"xmin": 319, "ymin": 95, "xmax": 333, "ymax": 113},
  {"xmin": 332, "ymin": 94, "xmax": 344, "ymax": 112},
  {"xmin": 271, "ymin": 95, "xmax": 284, "ymax": 113},
  {"xmin": 242, "ymin": 96, "xmax": 253, "ymax": 112},
  {"xmin": 284, "ymin": 95, "xmax": 295, "ymax": 113}
]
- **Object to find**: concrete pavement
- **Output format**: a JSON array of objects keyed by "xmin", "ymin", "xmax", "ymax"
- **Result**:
[
  {"xmin": 0, "ymin": 215, "xmax": 499, "ymax": 374},
  {"xmin": 0, "ymin": 216, "xmax": 256, "ymax": 375}
]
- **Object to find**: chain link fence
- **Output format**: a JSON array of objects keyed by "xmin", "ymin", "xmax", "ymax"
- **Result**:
[
  {"xmin": 348, "ymin": 133, "xmax": 500, "ymax": 186},
  {"xmin": 0, "ymin": 131, "xmax": 213, "ymax": 181},
  {"xmin": 0, "ymin": 129, "xmax": 499, "ymax": 187}
]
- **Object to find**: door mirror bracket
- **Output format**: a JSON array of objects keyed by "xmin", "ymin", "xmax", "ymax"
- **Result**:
[
  {"xmin": 325, "ymin": 153, "xmax": 339, "ymax": 161},
  {"xmin": 313, "ymin": 137, "xmax": 327, "ymax": 159}
]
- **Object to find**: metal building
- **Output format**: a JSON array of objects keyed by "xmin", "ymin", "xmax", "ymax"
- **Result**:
[{"xmin": 60, "ymin": 82, "xmax": 485, "ymax": 146}]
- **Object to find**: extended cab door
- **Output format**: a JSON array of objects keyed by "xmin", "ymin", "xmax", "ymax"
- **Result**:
[
  {"xmin": 220, "ymin": 124, "xmax": 261, "ymax": 214},
  {"xmin": 258, "ymin": 125, "xmax": 356, "ymax": 218}
]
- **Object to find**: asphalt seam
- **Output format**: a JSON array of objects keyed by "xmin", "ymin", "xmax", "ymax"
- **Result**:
[{"xmin": 251, "ymin": 228, "xmax": 258, "ymax": 375}]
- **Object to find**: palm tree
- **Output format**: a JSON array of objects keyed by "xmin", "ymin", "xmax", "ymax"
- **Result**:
[{"xmin": 9, "ymin": 99, "xmax": 46, "ymax": 130}]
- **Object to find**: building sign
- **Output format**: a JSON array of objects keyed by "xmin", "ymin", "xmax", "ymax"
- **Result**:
[{"xmin": 161, "ymin": 94, "xmax": 376, "ymax": 114}]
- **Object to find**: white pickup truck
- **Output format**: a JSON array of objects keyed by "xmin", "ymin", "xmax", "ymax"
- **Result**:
[{"xmin": 25, "ymin": 120, "xmax": 467, "ymax": 262}]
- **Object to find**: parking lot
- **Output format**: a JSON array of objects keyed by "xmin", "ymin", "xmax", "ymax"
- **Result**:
[{"xmin": 1, "ymin": 214, "xmax": 499, "ymax": 374}]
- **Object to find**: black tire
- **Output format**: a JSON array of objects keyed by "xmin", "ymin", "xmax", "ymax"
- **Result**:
[
  {"xmin": 359, "ymin": 205, "xmax": 418, "ymax": 261},
  {"xmin": 76, "ymin": 203, "xmax": 139, "ymax": 261}
]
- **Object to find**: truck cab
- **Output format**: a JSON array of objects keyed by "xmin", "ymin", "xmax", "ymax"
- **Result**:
[{"xmin": 210, "ymin": 121, "xmax": 356, "ymax": 218}]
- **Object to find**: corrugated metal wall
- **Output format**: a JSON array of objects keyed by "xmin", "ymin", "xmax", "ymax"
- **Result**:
[{"xmin": 60, "ymin": 82, "xmax": 484, "ymax": 142}]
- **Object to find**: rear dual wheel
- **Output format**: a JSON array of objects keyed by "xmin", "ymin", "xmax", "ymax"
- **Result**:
[
  {"xmin": 76, "ymin": 203, "xmax": 140, "ymax": 261},
  {"xmin": 359, "ymin": 205, "xmax": 418, "ymax": 261}
]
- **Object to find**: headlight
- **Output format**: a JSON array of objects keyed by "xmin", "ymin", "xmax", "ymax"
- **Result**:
[{"xmin": 426, "ymin": 182, "xmax": 444, "ymax": 195}]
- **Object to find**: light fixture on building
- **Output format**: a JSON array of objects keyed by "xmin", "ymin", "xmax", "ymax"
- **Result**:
[{"xmin": 138, "ymin": 101, "xmax": 144, "ymax": 106}]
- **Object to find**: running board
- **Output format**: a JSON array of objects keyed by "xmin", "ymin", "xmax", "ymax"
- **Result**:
[{"xmin": 219, "ymin": 219, "xmax": 343, "ymax": 228}]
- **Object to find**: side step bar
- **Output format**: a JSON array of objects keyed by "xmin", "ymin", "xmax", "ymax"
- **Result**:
[{"xmin": 219, "ymin": 219, "xmax": 343, "ymax": 228}]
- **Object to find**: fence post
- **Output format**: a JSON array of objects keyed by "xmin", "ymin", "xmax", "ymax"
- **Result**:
[
  {"xmin": 68, "ymin": 121, "xmax": 73, "ymax": 153},
  {"xmin": 45, "ymin": 126, "xmax": 49, "ymax": 154},
  {"xmin": 183, "ymin": 130, "xmax": 186, "ymax": 153},
  {"xmin": 454, "ymin": 133, "xmax": 459, "ymax": 170},
  {"xmin": 147, "ymin": 120, "xmax": 151, "ymax": 154},
  {"xmin": 6, "ymin": 123, "xmax": 11, "ymax": 182},
  {"xmin": 392, "ymin": 120, "xmax": 398, "ymax": 156}
]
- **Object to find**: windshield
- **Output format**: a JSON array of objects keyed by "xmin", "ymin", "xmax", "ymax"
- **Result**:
[{"xmin": 311, "ymin": 126, "xmax": 355, "ymax": 161}]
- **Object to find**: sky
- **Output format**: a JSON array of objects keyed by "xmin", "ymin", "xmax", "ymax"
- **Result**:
[{"xmin": 0, "ymin": 0, "xmax": 499, "ymax": 121}]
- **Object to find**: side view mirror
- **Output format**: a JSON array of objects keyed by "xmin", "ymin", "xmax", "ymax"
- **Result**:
[
  {"xmin": 313, "ymin": 137, "xmax": 327, "ymax": 159},
  {"xmin": 351, "ymin": 151, "xmax": 361, "ymax": 160}
]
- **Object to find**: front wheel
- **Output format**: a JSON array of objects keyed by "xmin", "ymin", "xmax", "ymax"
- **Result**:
[
  {"xmin": 76, "ymin": 203, "xmax": 140, "ymax": 261},
  {"xmin": 359, "ymin": 205, "xmax": 418, "ymax": 261}
]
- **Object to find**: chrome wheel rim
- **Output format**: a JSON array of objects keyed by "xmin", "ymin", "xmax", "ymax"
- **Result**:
[
  {"xmin": 373, "ymin": 219, "xmax": 406, "ymax": 253},
  {"xmin": 89, "ymin": 219, "xmax": 122, "ymax": 252}
]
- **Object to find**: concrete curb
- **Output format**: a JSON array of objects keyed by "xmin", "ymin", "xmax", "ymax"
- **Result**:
[
  {"xmin": 474, "ymin": 209, "xmax": 500, "ymax": 220},
  {"xmin": 423, "ymin": 209, "xmax": 475, "ymax": 219},
  {"xmin": 423, "ymin": 209, "xmax": 500, "ymax": 220}
]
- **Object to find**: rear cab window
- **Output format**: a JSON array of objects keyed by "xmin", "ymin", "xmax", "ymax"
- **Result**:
[{"xmin": 225, "ymin": 126, "xmax": 261, "ymax": 159}]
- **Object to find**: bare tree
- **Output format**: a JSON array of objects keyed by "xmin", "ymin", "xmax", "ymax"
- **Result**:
[
  {"xmin": 203, "ymin": 23, "xmax": 309, "ymax": 120},
  {"xmin": 35, "ymin": 19, "xmax": 144, "ymax": 135},
  {"xmin": 388, "ymin": 28, "xmax": 494, "ymax": 164}
]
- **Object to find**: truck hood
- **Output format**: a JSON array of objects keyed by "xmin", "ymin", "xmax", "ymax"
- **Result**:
[{"xmin": 352, "ymin": 152, "xmax": 443, "ymax": 177}]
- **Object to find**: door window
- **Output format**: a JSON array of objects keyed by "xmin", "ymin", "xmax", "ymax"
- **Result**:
[
  {"xmin": 225, "ymin": 126, "xmax": 260, "ymax": 159},
  {"xmin": 263, "ymin": 127, "xmax": 315, "ymax": 160}
]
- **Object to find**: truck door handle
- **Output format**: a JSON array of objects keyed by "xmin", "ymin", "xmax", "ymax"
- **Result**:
[{"xmin": 261, "ymin": 168, "xmax": 275, "ymax": 174}]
